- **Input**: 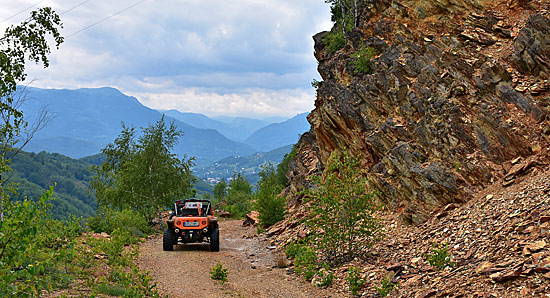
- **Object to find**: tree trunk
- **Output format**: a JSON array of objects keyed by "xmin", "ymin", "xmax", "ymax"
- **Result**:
[{"xmin": 340, "ymin": 0, "xmax": 346, "ymax": 39}]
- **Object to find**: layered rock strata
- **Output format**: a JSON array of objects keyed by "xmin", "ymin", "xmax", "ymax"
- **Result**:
[{"xmin": 288, "ymin": 0, "xmax": 550, "ymax": 224}]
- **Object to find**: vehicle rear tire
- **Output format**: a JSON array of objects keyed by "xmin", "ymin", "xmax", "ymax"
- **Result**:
[
  {"xmin": 163, "ymin": 228, "xmax": 174, "ymax": 251},
  {"xmin": 210, "ymin": 228, "xmax": 219, "ymax": 252}
]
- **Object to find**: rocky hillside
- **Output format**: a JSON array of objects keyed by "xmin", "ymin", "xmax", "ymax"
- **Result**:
[{"xmin": 287, "ymin": 0, "xmax": 550, "ymax": 224}]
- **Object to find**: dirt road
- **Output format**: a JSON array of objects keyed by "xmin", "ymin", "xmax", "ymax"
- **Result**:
[{"xmin": 137, "ymin": 220, "xmax": 338, "ymax": 298}]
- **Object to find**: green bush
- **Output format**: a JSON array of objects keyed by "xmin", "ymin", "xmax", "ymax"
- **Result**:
[
  {"xmin": 375, "ymin": 273, "xmax": 398, "ymax": 297},
  {"xmin": 0, "ymin": 187, "xmax": 81, "ymax": 298},
  {"xmin": 425, "ymin": 242, "xmax": 456, "ymax": 270},
  {"xmin": 352, "ymin": 45, "xmax": 379, "ymax": 74},
  {"xmin": 324, "ymin": 30, "xmax": 346, "ymax": 55},
  {"xmin": 294, "ymin": 246, "xmax": 318, "ymax": 281},
  {"xmin": 210, "ymin": 262, "xmax": 228, "ymax": 283},
  {"xmin": 87, "ymin": 207, "xmax": 153, "ymax": 237},
  {"xmin": 346, "ymin": 266, "xmax": 366, "ymax": 296},
  {"xmin": 284, "ymin": 242, "xmax": 318, "ymax": 281},
  {"xmin": 95, "ymin": 284, "xmax": 130, "ymax": 296},
  {"xmin": 306, "ymin": 151, "xmax": 383, "ymax": 263},
  {"xmin": 316, "ymin": 263, "xmax": 334, "ymax": 287},
  {"xmin": 255, "ymin": 165, "xmax": 287, "ymax": 227}
]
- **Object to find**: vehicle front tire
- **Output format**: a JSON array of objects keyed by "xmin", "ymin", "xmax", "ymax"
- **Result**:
[
  {"xmin": 163, "ymin": 228, "xmax": 174, "ymax": 251},
  {"xmin": 210, "ymin": 228, "xmax": 219, "ymax": 252}
]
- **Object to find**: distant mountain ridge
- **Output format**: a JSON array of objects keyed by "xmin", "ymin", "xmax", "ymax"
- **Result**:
[
  {"xmin": 21, "ymin": 87, "xmax": 255, "ymax": 166},
  {"xmin": 243, "ymin": 113, "xmax": 310, "ymax": 152},
  {"xmin": 161, "ymin": 110, "xmax": 269, "ymax": 142}
]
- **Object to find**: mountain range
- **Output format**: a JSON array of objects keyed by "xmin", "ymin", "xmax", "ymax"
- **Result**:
[
  {"xmin": 19, "ymin": 87, "xmax": 309, "ymax": 168},
  {"xmin": 161, "ymin": 110, "xmax": 269, "ymax": 142}
]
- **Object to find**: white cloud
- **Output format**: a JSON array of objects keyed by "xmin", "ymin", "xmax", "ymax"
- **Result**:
[
  {"xmin": 1, "ymin": 0, "xmax": 332, "ymax": 117},
  {"xmin": 135, "ymin": 88, "xmax": 315, "ymax": 118}
]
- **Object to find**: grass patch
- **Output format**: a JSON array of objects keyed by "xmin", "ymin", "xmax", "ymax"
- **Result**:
[{"xmin": 95, "ymin": 284, "xmax": 131, "ymax": 296}]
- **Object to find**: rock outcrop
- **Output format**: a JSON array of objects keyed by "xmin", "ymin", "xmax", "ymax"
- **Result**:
[{"xmin": 288, "ymin": 0, "xmax": 550, "ymax": 224}]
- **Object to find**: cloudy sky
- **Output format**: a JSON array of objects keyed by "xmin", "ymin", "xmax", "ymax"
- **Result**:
[{"xmin": 0, "ymin": 0, "xmax": 332, "ymax": 119}]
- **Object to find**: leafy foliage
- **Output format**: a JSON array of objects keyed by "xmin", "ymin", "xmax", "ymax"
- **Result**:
[
  {"xmin": 0, "ymin": 187, "xmax": 81, "ymax": 297},
  {"xmin": 85, "ymin": 230, "xmax": 164, "ymax": 298},
  {"xmin": 91, "ymin": 116, "xmax": 195, "ymax": 222},
  {"xmin": 87, "ymin": 208, "xmax": 153, "ymax": 238},
  {"xmin": 253, "ymin": 145, "xmax": 296, "ymax": 227},
  {"xmin": 425, "ymin": 242, "xmax": 456, "ymax": 270},
  {"xmin": 352, "ymin": 45, "xmax": 379, "ymax": 74},
  {"xmin": 316, "ymin": 264, "xmax": 335, "ymax": 287},
  {"xmin": 254, "ymin": 165, "xmax": 287, "ymax": 227},
  {"xmin": 284, "ymin": 242, "xmax": 318, "ymax": 281},
  {"xmin": 210, "ymin": 262, "xmax": 228, "ymax": 283},
  {"xmin": 346, "ymin": 265, "xmax": 366, "ymax": 296},
  {"xmin": 306, "ymin": 151, "xmax": 383, "ymax": 263},
  {"xmin": 375, "ymin": 273, "xmax": 398, "ymax": 297},
  {"xmin": 213, "ymin": 179, "xmax": 227, "ymax": 203},
  {"xmin": 322, "ymin": 0, "xmax": 356, "ymax": 55},
  {"xmin": 0, "ymin": 7, "xmax": 63, "ymax": 225},
  {"xmin": 324, "ymin": 30, "xmax": 347, "ymax": 55},
  {"xmin": 219, "ymin": 172, "xmax": 252, "ymax": 218}
]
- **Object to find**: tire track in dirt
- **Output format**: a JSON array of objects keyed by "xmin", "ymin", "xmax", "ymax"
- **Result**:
[{"xmin": 137, "ymin": 220, "xmax": 338, "ymax": 298}]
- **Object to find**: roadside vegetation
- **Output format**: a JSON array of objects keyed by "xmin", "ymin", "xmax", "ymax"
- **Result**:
[
  {"xmin": 282, "ymin": 151, "xmax": 384, "ymax": 295},
  {"xmin": 212, "ymin": 146, "xmax": 295, "ymax": 225}
]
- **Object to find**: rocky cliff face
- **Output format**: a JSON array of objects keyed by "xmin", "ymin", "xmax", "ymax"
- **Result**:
[{"xmin": 289, "ymin": 0, "xmax": 550, "ymax": 224}]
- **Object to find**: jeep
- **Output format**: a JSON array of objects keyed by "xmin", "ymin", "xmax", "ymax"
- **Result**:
[{"xmin": 163, "ymin": 199, "xmax": 219, "ymax": 252}]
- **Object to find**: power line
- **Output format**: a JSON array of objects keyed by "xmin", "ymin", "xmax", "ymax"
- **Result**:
[
  {"xmin": 66, "ymin": 0, "xmax": 148, "ymax": 38},
  {"xmin": 0, "ymin": 0, "xmax": 46, "ymax": 24},
  {"xmin": 61, "ymin": 0, "xmax": 94, "ymax": 15}
]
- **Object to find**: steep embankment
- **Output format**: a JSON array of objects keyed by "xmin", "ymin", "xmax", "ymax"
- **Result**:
[
  {"xmin": 268, "ymin": 165, "xmax": 550, "ymax": 296},
  {"xmin": 265, "ymin": 0, "xmax": 550, "ymax": 296},
  {"xmin": 287, "ymin": 0, "xmax": 550, "ymax": 224}
]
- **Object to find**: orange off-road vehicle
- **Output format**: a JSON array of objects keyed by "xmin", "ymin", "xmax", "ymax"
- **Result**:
[{"xmin": 163, "ymin": 199, "xmax": 219, "ymax": 252}]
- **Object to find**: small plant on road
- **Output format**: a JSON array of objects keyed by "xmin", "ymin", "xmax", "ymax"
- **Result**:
[
  {"xmin": 425, "ymin": 242, "xmax": 456, "ymax": 270},
  {"xmin": 210, "ymin": 262, "xmax": 229, "ymax": 284}
]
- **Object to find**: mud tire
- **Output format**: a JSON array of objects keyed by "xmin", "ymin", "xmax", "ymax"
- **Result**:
[
  {"xmin": 210, "ymin": 228, "xmax": 219, "ymax": 252},
  {"xmin": 163, "ymin": 228, "xmax": 174, "ymax": 251}
]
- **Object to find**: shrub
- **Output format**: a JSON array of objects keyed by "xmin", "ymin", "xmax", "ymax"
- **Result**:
[
  {"xmin": 425, "ymin": 242, "xmax": 456, "ymax": 270},
  {"xmin": 284, "ymin": 242, "xmax": 318, "ymax": 281},
  {"xmin": 352, "ymin": 45, "xmax": 379, "ymax": 74},
  {"xmin": 0, "ymin": 186, "xmax": 81, "ymax": 298},
  {"xmin": 306, "ymin": 151, "xmax": 383, "ymax": 263},
  {"xmin": 323, "ymin": 30, "xmax": 346, "ymax": 55},
  {"xmin": 346, "ymin": 266, "xmax": 366, "ymax": 296},
  {"xmin": 99, "ymin": 228, "xmax": 137, "ymax": 266},
  {"xmin": 375, "ymin": 273, "xmax": 398, "ymax": 297},
  {"xmin": 311, "ymin": 79, "xmax": 320, "ymax": 90},
  {"xmin": 224, "ymin": 173, "xmax": 252, "ymax": 218},
  {"xmin": 87, "ymin": 207, "xmax": 153, "ymax": 237},
  {"xmin": 294, "ymin": 246, "xmax": 318, "ymax": 281},
  {"xmin": 210, "ymin": 262, "xmax": 228, "ymax": 283},
  {"xmin": 255, "ymin": 165, "xmax": 287, "ymax": 227},
  {"xmin": 316, "ymin": 263, "xmax": 334, "ymax": 287}
]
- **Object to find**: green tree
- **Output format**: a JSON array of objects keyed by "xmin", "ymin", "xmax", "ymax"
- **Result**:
[
  {"xmin": 255, "ymin": 164, "xmax": 287, "ymax": 227},
  {"xmin": 306, "ymin": 151, "xmax": 383, "ymax": 263},
  {"xmin": 223, "ymin": 173, "xmax": 252, "ymax": 218},
  {"xmin": 91, "ymin": 116, "xmax": 195, "ymax": 222},
  {"xmin": 213, "ymin": 179, "xmax": 227, "ymax": 203},
  {"xmin": 275, "ymin": 145, "xmax": 297, "ymax": 187},
  {"xmin": 0, "ymin": 7, "xmax": 63, "ymax": 218}
]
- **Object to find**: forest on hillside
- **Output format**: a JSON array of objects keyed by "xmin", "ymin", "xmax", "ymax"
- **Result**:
[{"xmin": 8, "ymin": 151, "xmax": 97, "ymax": 219}]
